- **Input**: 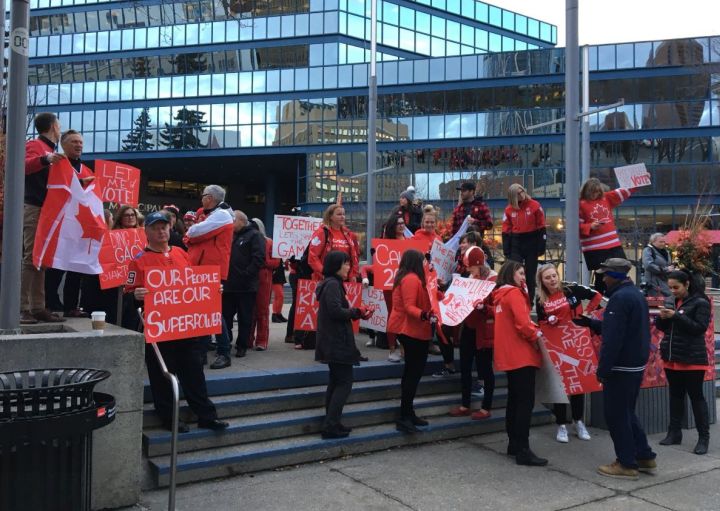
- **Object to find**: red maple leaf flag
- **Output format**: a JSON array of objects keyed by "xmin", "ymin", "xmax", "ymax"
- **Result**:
[{"xmin": 33, "ymin": 158, "xmax": 108, "ymax": 274}]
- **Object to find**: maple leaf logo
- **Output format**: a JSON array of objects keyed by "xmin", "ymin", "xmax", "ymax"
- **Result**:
[
  {"xmin": 76, "ymin": 203, "xmax": 106, "ymax": 242},
  {"xmin": 590, "ymin": 203, "xmax": 611, "ymax": 224}
]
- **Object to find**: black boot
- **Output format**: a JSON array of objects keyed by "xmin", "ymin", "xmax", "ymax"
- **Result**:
[
  {"xmin": 659, "ymin": 396, "xmax": 684, "ymax": 445},
  {"xmin": 515, "ymin": 447, "xmax": 548, "ymax": 466},
  {"xmin": 691, "ymin": 398, "xmax": 710, "ymax": 455}
]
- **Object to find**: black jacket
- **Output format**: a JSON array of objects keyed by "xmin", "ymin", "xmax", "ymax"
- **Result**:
[
  {"xmin": 656, "ymin": 293, "xmax": 711, "ymax": 365},
  {"xmin": 225, "ymin": 225, "xmax": 266, "ymax": 292},
  {"xmin": 314, "ymin": 276, "xmax": 362, "ymax": 365},
  {"xmin": 389, "ymin": 204, "xmax": 423, "ymax": 233}
]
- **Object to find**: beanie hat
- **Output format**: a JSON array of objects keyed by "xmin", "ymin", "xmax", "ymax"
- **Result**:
[
  {"xmin": 463, "ymin": 246, "xmax": 485, "ymax": 268},
  {"xmin": 183, "ymin": 211, "xmax": 196, "ymax": 221},
  {"xmin": 400, "ymin": 186, "xmax": 416, "ymax": 203}
]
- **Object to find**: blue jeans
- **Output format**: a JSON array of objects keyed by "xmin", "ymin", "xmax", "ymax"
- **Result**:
[{"xmin": 602, "ymin": 371, "xmax": 656, "ymax": 468}]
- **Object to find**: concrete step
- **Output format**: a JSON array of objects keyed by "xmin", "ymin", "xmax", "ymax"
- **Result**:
[
  {"xmin": 143, "ymin": 390, "xmax": 509, "ymax": 456},
  {"xmin": 147, "ymin": 407, "xmax": 552, "ymax": 487}
]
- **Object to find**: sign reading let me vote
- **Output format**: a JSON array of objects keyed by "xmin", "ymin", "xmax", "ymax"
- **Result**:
[{"xmin": 96, "ymin": 159, "xmax": 141, "ymax": 207}]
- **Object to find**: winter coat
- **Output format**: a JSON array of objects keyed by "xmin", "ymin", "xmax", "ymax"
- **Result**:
[
  {"xmin": 307, "ymin": 225, "xmax": 360, "ymax": 281},
  {"xmin": 314, "ymin": 276, "xmax": 362, "ymax": 365},
  {"xmin": 387, "ymin": 273, "xmax": 434, "ymax": 341},
  {"xmin": 451, "ymin": 196, "xmax": 493, "ymax": 236},
  {"xmin": 656, "ymin": 293, "xmax": 711, "ymax": 365},
  {"xmin": 390, "ymin": 204, "xmax": 423, "ymax": 233},
  {"xmin": 492, "ymin": 285, "xmax": 542, "ymax": 371},
  {"xmin": 24, "ymin": 136, "xmax": 56, "ymax": 206},
  {"xmin": 225, "ymin": 225, "xmax": 266, "ymax": 292},
  {"xmin": 641, "ymin": 245, "xmax": 672, "ymax": 297},
  {"xmin": 185, "ymin": 204, "xmax": 234, "ymax": 279},
  {"xmin": 501, "ymin": 198, "xmax": 546, "ymax": 257}
]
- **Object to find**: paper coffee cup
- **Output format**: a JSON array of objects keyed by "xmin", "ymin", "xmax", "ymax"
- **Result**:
[{"xmin": 91, "ymin": 311, "xmax": 106, "ymax": 334}]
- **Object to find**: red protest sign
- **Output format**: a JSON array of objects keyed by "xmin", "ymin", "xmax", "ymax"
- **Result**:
[
  {"xmin": 293, "ymin": 279, "xmax": 362, "ymax": 332},
  {"xmin": 95, "ymin": 160, "xmax": 141, "ymax": 207},
  {"xmin": 143, "ymin": 265, "xmax": 222, "ymax": 343},
  {"xmin": 99, "ymin": 228, "xmax": 146, "ymax": 289},
  {"xmin": 540, "ymin": 322, "xmax": 602, "ymax": 396},
  {"xmin": 371, "ymin": 238, "xmax": 427, "ymax": 290}
]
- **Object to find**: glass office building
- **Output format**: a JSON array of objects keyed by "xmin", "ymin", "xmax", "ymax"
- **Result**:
[{"xmin": 27, "ymin": 0, "xmax": 720, "ymax": 261}]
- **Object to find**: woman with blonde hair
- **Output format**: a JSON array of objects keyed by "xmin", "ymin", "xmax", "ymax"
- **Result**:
[
  {"xmin": 307, "ymin": 203, "xmax": 360, "ymax": 282},
  {"xmin": 411, "ymin": 205, "xmax": 441, "ymax": 249},
  {"xmin": 501, "ymin": 184, "xmax": 546, "ymax": 301}
]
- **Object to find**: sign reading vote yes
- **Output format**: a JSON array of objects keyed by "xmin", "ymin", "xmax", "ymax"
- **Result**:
[
  {"xmin": 294, "ymin": 279, "xmax": 362, "ymax": 332},
  {"xmin": 271, "ymin": 215, "xmax": 323, "ymax": 259},
  {"xmin": 98, "ymin": 228, "xmax": 146, "ymax": 289},
  {"xmin": 614, "ymin": 163, "xmax": 651, "ymax": 189},
  {"xmin": 143, "ymin": 265, "xmax": 222, "ymax": 343},
  {"xmin": 371, "ymin": 238, "xmax": 427, "ymax": 290},
  {"xmin": 95, "ymin": 160, "xmax": 141, "ymax": 207}
]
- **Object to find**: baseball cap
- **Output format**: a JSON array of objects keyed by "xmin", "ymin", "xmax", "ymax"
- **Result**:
[
  {"xmin": 463, "ymin": 246, "xmax": 486, "ymax": 268},
  {"xmin": 162, "ymin": 204, "xmax": 180, "ymax": 216},
  {"xmin": 145, "ymin": 211, "xmax": 170, "ymax": 226},
  {"xmin": 456, "ymin": 182, "xmax": 476, "ymax": 192},
  {"xmin": 596, "ymin": 258, "xmax": 632, "ymax": 274}
]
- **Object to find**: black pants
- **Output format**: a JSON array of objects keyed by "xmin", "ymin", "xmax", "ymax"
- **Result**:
[
  {"xmin": 477, "ymin": 348, "xmax": 495, "ymax": 411},
  {"xmin": 222, "ymin": 291, "xmax": 256, "ymax": 351},
  {"xmin": 145, "ymin": 338, "xmax": 217, "ymax": 423},
  {"xmin": 440, "ymin": 324, "xmax": 456, "ymax": 365},
  {"xmin": 399, "ymin": 335, "xmax": 429, "ymax": 419},
  {"xmin": 583, "ymin": 246, "xmax": 625, "ymax": 295},
  {"xmin": 286, "ymin": 273, "xmax": 298, "ymax": 339},
  {"xmin": 509, "ymin": 247, "xmax": 539, "ymax": 301},
  {"xmin": 505, "ymin": 366, "xmax": 537, "ymax": 450},
  {"xmin": 63, "ymin": 271, "xmax": 83, "ymax": 312},
  {"xmin": 553, "ymin": 394, "xmax": 585, "ymax": 424},
  {"xmin": 459, "ymin": 327, "xmax": 481, "ymax": 408},
  {"xmin": 665, "ymin": 369, "xmax": 705, "ymax": 402},
  {"xmin": 45, "ymin": 268, "xmax": 65, "ymax": 310},
  {"xmin": 324, "ymin": 362, "xmax": 354, "ymax": 431}
]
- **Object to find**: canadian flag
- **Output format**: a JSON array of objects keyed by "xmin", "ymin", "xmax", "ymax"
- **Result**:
[{"xmin": 33, "ymin": 158, "xmax": 108, "ymax": 274}]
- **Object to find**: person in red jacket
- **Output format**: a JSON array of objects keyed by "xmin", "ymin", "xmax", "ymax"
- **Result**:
[
  {"xmin": 411, "ymin": 205, "xmax": 442, "ymax": 250},
  {"xmin": 535, "ymin": 263, "xmax": 602, "ymax": 444},
  {"xmin": 388, "ymin": 249, "xmax": 441, "ymax": 433},
  {"xmin": 501, "ymin": 184, "xmax": 546, "ymax": 302},
  {"xmin": 579, "ymin": 178, "xmax": 632, "ymax": 294},
  {"xmin": 307, "ymin": 204, "xmax": 360, "ymax": 281},
  {"xmin": 493, "ymin": 260, "xmax": 548, "ymax": 466},
  {"xmin": 249, "ymin": 218, "xmax": 281, "ymax": 351}
]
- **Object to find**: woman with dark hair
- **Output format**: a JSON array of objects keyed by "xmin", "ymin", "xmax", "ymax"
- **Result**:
[
  {"xmin": 389, "ymin": 186, "xmax": 422, "ymax": 233},
  {"xmin": 493, "ymin": 260, "xmax": 548, "ymax": 466},
  {"xmin": 315, "ymin": 251, "xmax": 372, "ymax": 439},
  {"xmin": 382, "ymin": 214, "xmax": 408, "ymax": 240},
  {"xmin": 656, "ymin": 270, "xmax": 712, "ymax": 455},
  {"xmin": 388, "ymin": 249, "xmax": 441, "ymax": 433},
  {"xmin": 378, "ymin": 213, "xmax": 408, "ymax": 362}
]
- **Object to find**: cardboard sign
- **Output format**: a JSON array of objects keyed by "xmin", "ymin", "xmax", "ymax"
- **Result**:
[
  {"xmin": 293, "ymin": 279, "xmax": 362, "ymax": 332},
  {"xmin": 143, "ymin": 265, "xmax": 222, "ymax": 343},
  {"xmin": 370, "ymin": 238, "xmax": 427, "ymax": 290},
  {"xmin": 95, "ymin": 160, "xmax": 141, "ymax": 207},
  {"xmin": 536, "ymin": 342, "xmax": 570, "ymax": 404},
  {"xmin": 614, "ymin": 163, "xmax": 651, "ymax": 189},
  {"xmin": 271, "ymin": 215, "xmax": 323, "ymax": 258},
  {"xmin": 430, "ymin": 239, "xmax": 457, "ymax": 285},
  {"xmin": 439, "ymin": 276, "xmax": 496, "ymax": 327},
  {"xmin": 360, "ymin": 286, "xmax": 388, "ymax": 332},
  {"xmin": 540, "ymin": 322, "xmax": 603, "ymax": 396},
  {"xmin": 98, "ymin": 228, "xmax": 146, "ymax": 289}
]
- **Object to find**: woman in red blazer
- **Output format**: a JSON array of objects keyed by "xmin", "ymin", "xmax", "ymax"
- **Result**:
[
  {"xmin": 493, "ymin": 260, "xmax": 548, "ymax": 467},
  {"xmin": 388, "ymin": 249, "xmax": 439, "ymax": 433}
]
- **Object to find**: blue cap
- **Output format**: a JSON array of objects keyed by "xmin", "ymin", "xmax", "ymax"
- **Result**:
[{"xmin": 145, "ymin": 211, "xmax": 170, "ymax": 226}]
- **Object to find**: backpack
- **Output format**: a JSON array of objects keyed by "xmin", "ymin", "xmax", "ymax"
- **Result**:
[{"xmin": 297, "ymin": 226, "xmax": 330, "ymax": 279}]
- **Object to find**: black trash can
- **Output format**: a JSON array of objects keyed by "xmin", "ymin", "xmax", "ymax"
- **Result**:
[{"xmin": 0, "ymin": 368, "xmax": 116, "ymax": 511}]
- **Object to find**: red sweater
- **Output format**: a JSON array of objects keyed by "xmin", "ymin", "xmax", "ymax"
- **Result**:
[
  {"xmin": 579, "ymin": 188, "xmax": 631, "ymax": 252},
  {"xmin": 492, "ymin": 285, "xmax": 542, "ymax": 371},
  {"xmin": 387, "ymin": 273, "xmax": 434, "ymax": 341},
  {"xmin": 308, "ymin": 225, "xmax": 360, "ymax": 280},
  {"xmin": 502, "ymin": 198, "xmax": 545, "ymax": 235}
]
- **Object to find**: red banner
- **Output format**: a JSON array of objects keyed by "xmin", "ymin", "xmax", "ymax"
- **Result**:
[
  {"xmin": 143, "ymin": 265, "xmax": 222, "ymax": 343},
  {"xmin": 96, "ymin": 159, "xmax": 141, "ymax": 207},
  {"xmin": 370, "ymin": 238, "xmax": 427, "ymax": 290},
  {"xmin": 293, "ymin": 279, "xmax": 362, "ymax": 332},
  {"xmin": 540, "ymin": 322, "xmax": 602, "ymax": 396},
  {"xmin": 98, "ymin": 228, "xmax": 146, "ymax": 289}
]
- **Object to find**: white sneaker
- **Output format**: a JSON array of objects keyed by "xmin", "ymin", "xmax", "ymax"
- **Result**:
[
  {"xmin": 575, "ymin": 420, "xmax": 591, "ymax": 441},
  {"xmin": 388, "ymin": 351, "xmax": 402, "ymax": 363},
  {"xmin": 365, "ymin": 339, "xmax": 375, "ymax": 347},
  {"xmin": 556, "ymin": 425, "xmax": 569, "ymax": 443}
]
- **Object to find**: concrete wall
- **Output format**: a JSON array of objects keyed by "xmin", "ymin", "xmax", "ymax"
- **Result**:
[{"xmin": 0, "ymin": 319, "xmax": 145, "ymax": 510}]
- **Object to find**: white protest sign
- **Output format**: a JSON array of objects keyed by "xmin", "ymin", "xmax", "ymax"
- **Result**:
[
  {"xmin": 438, "ymin": 276, "xmax": 496, "ymax": 326},
  {"xmin": 272, "ymin": 215, "xmax": 323, "ymax": 259},
  {"xmin": 360, "ymin": 286, "xmax": 388, "ymax": 332},
  {"xmin": 430, "ymin": 238, "xmax": 457, "ymax": 285},
  {"xmin": 614, "ymin": 163, "xmax": 651, "ymax": 189}
]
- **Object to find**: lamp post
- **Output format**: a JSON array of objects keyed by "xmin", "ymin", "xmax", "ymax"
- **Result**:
[{"xmin": 365, "ymin": 0, "xmax": 378, "ymax": 259}]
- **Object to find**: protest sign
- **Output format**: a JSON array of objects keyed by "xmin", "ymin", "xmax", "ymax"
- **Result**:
[
  {"xmin": 614, "ymin": 163, "xmax": 651, "ymax": 189},
  {"xmin": 99, "ymin": 228, "xmax": 146, "ymax": 289},
  {"xmin": 438, "ymin": 276, "xmax": 495, "ymax": 326},
  {"xmin": 95, "ymin": 160, "xmax": 141, "ymax": 206},
  {"xmin": 371, "ymin": 238, "xmax": 427, "ymax": 290},
  {"xmin": 143, "ymin": 265, "xmax": 222, "ymax": 343},
  {"xmin": 294, "ymin": 279, "xmax": 362, "ymax": 332},
  {"xmin": 536, "ymin": 342, "xmax": 570, "ymax": 404},
  {"xmin": 360, "ymin": 286, "xmax": 388, "ymax": 332},
  {"xmin": 540, "ymin": 322, "xmax": 602, "ymax": 396},
  {"xmin": 271, "ymin": 215, "xmax": 323, "ymax": 259},
  {"xmin": 430, "ymin": 239, "xmax": 457, "ymax": 285}
]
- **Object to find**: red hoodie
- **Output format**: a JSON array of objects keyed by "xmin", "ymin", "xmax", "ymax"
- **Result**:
[
  {"xmin": 388, "ymin": 272, "xmax": 434, "ymax": 341},
  {"xmin": 492, "ymin": 284, "xmax": 542, "ymax": 371}
]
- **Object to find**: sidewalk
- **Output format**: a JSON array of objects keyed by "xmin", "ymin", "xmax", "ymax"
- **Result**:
[{"xmin": 125, "ymin": 403, "xmax": 720, "ymax": 511}]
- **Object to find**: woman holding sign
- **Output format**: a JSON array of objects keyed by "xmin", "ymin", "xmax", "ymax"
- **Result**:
[
  {"xmin": 535, "ymin": 263, "xmax": 602, "ymax": 444},
  {"xmin": 308, "ymin": 204, "xmax": 360, "ymax": 282},
  {"xmin": 315, "ymin": 251, "xmax": 372, "ymax": 439}
]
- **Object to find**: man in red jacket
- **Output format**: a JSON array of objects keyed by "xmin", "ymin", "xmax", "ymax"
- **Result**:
[{"xmin": 20, "ymin": 113, "xmax": 65, "ymax": 325}]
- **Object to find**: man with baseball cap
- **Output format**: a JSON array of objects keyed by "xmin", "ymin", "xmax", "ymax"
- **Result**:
[
  {"xmin": 450, "ymin": 182, "xmax": 493, "ymax": 237},
  {"xmin": 574, "ymin": 257, "xmax": 656, "ymax": 479},
  {"xmin": 126, "ymin": 211, "xmax": 228, "ymax": 433}
]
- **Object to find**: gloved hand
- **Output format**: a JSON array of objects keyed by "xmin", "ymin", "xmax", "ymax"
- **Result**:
[
  {"xmin": 572, "ymin": 315, "xmax": 592, "ymax": 328},
  {"xmin": 362, "ymin": 278, "xmax": 370, "ymax": 288}
]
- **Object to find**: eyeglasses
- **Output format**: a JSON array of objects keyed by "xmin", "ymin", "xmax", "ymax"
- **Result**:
[
  {"xmin": 201, "ymin": 193, "xmax": 211, "ymax": 199},
  {"xmin": 122, "ymin": 213, "xmax": 137, "ymax": 218}
]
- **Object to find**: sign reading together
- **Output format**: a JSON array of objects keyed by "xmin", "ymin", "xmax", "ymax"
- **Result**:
[
  {"xmin": 96, "ymin": 160, "xmax": 141, "ymax": 207},
  {"xmin": 271, "ymin": 215, "xmax": 323, "ymax": 259},
  {"xmin": 98, "ymin": 228, "xmax": 146, "ymax": 289}
]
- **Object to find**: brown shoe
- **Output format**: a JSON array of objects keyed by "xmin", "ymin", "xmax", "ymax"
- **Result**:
[
  {"xmin": 64, "ymin": 309, "xmax": 89, "ymax": 318},
  {"xmin": 33, "ymin": 309, "xmax": 66, "ymax": 322},
  {"xmin": 20, "ymin": 311, "xmax": 39, "ymax": 324},
  {"xmin": 637, "ymin": 458, "xmax": 657, "ymax": 474},
  {"xmin": 597, "ymin": 461, "xmax": 639, "ymax": 480}
]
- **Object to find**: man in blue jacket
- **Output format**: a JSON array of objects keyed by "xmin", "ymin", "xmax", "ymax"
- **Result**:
[{"xmin": 576, "ymin": 258, "xmax": 657, "ymax": 480}]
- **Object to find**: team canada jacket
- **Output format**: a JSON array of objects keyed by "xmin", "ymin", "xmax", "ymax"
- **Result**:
[{"xmin": 492, "ymin": 284, "xmax": 542, "ymax": 371}]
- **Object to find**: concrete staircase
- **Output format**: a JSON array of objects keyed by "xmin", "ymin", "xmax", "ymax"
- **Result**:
[{"xmin": 141, "ymin": 358, "xmax": 551, "ymax": 488}]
